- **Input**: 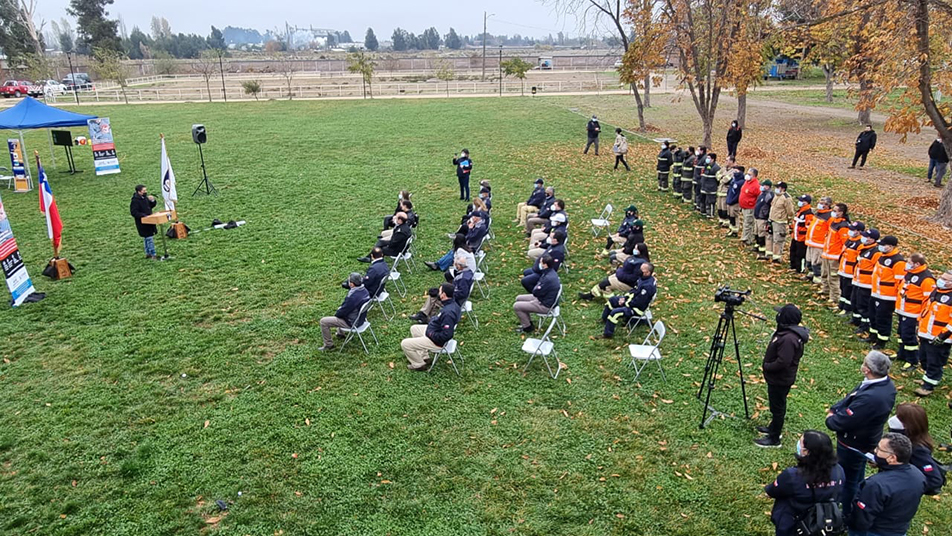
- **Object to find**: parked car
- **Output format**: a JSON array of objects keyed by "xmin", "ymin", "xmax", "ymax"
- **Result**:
[
  {"xmin": 41, "ymin": 79, "xmax": 68, "ymax": 95},
  {"xmin": 1, "ymin": 80, "xmax": 43, "ymax": 98},
  {"xmin": 613, "ymin": 60, "xmax": 624, "ymax": 69},
  {"xmin": 62, "ymin": 73, "xmax": 95, "ymax": 91}
]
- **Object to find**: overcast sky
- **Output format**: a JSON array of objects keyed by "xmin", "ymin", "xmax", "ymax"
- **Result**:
[{"xmin": 36, "ymin": 0, "xmax": 583, "ymax": 40}]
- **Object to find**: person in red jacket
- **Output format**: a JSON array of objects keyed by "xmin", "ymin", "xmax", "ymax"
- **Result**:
[{"xmin": 739, "ymin": 168, "xmax": 760, "ymax": 246}]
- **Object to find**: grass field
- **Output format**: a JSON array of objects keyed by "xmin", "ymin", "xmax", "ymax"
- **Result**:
[{"xmin": 1, "ymin": 96, "xmax": 950, "ymax": 535}]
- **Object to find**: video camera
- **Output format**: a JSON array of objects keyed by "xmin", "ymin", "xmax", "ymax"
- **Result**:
[{"xmin": 714, "ymin": 286, "xmax": 751, "ymax": 307}]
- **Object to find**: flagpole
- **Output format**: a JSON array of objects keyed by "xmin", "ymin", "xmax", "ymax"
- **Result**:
[{"xmin": 35, "ymin": 151, "xmax": 61, "ymax": 260}]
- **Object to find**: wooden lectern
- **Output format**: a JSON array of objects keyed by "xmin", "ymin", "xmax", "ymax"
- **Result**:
[{"xmin": 141, "ymin": 211, "xmax": 177, "ymax": 260}]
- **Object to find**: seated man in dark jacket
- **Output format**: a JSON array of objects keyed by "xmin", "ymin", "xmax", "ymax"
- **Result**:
[
  {"xmin": 599, "ymin": 262, "xmax": 656, "ymax": 338},
  {"xmin": 524, "ymin": 189, "xmax": 557, "ymax": 235},
  {"xmin": 410, "ymin": 257, "xmax": 473, "ymax": 323},
  {"xmin": 603, "ymin": 204, "xmax": 638, "ymax": 254},
  {"xmin": 359, "ymin": 247, "xmax": 389, "ymax": 298},
  {"xmin": 528, "ymin": 212, "xmax": 567, "ymax": 260},
  {"xmin": 530, "ymin": 201, "xmax": 567, "ymax": 243},
  {"xmin": 849, "ymin": 433, "xmax": 926, "ymax": 536},
  {"xmin": 513, "ymin": 254, "xmax": 561, "ymax": 334},
  {"xmin": 516, "ymin": 178, "xmax": 546, "ymax": 225},
  {"xmin": 362, "ymin": 212, "xmax": 411, "ymax": 262},
  {"xmin": 578, "ymin": 252, "xmax": 646, "ymax": 301},
  {"xmin": 383, "ymin": 190, "xmax": 411, "ymax": 229},
  {"xmin": 522, "ymin": 230, "xmax": 566, "ymax": 292},
  {"xmin": 319, "ymin": 273, "xmax": 371, "ymax": 351},
  {"xmin": 401, "ymin": 283, "xmax": 461, "ymax": 371},
  {"xmin": 826, "ymin": 350, "xmax": 897, "ymax": 519},
  {"xmin": 380, "ymin": 200, "xmax": 415, "ymax": 241},
  {"xmin": 756, "ymin": 304, "xmax": 810, "ymax": 448}
]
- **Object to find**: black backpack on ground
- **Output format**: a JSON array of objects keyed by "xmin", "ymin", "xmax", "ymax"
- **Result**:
[{"xmin": 792, "ymin": 488, "xmax": 845, "ymax": 536}]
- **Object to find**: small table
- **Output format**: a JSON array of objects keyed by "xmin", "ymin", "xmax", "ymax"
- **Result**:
[{"xmin": 141, "ymin": 210, "xmax": 177, "ymax": 260}]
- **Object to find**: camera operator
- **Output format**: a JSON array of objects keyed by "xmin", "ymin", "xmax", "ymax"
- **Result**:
[{"xmin": 756, "ymin": 304, "xmax": 810, "ymax": 448}]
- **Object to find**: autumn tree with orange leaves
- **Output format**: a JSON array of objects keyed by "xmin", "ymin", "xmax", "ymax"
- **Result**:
[
  {"xmin": 618, "ymin": 0, "xmax": 669, "ymax": 131},
  {"xmin": 724, "ymin": 1, "xmax": 772, "ymax": 129}
]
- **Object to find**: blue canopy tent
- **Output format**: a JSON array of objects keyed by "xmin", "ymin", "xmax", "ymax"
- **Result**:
[{"xmin": 0, "ymin": 97, "xmax": 97, "ymax": 190}]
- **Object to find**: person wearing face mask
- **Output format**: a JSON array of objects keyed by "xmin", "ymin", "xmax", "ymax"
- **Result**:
[
  {"xmin": 867, "ymin": 236, "xmax": 906, "ymax": 351},
  {"xmin": 825, "ymin": 350, "xmax": 897, "ymax": 519},
  {"xmin": 715, "ymin": 157, "xmax": 735, "ymax": 228},
  {"xmin": 529, "ymin": 212, "xmax": 567, "ymax": 260},
  {"xmin": 656, "ymin": 141, "xmax": 674, "ymax": 192},
  {"xmin": 598, "ymin": 262, "xmax": 656, "ymax": 339},
  {"xmin": 521, "ymin": 230, "xmax": 566, "ymax": 291},
  {"xmin": 383, "ymin": 191, "xmax": 412, "ymax": 230},
  {"xmin": 886, "ymin": 403, "xmax": 946, "ymax": 495},
  {"xmin": 915, "ymin": 269, "xmax": 952, "ymax": 397},
  {"xmin": 699, "ymin": 152, "xmax": 721, "ymax": 218},
  {"xmin": 790, "ymin": 195, "xmax": 814, "ymax": 273},
  {"xmin": 380, "ymin": 199, "xmax": 415, "ymax": 242},
  {"xmin": 693, "ymin": 146, "xmax": 708, "ymax": 210},
  {"xmin": 804, "ymin": 196, "xmax": 833, "ymax": 283},
  {"xmin": 895, "ymin": 253, "xmax": 935, "ymax": 372},
  {"xmin": 851, "ymin": 228, "xmax": 882, "ymax": 336},
  {"xmin": 725, "ymin": 165, "xmax": 746, "ymax": 237},
  {"xmin": 765, "ymin": 181, "xmax": 795, "ymax": 265},
  {"xmin": 820, "ymin": 203, "xmax": 850, "ymax": 303},
  {"xmin": 764, "ymin": 430, "xmax": 844, "ymax": 536},
  {"xmin": 525, "ymin": 188, "xmax": 557, "ymax": 235},
  {"xmin": 603, "ymin": 204, "xmax": 639, "ymax": 256},
  {"xmin": 848, "ymin": 433, "xmax": 925, "ymax": 536},
  {"xmin": 681, "ymin": 146, "xmax": 697, "ymax": 204},
  {"xmin": 610, "ymin": 230, "xmax": 647, "ymax": 266},
  {"xmin": 753, "ymin": 179, "xmax": 774, "ymax": 259},
  {"xmin": 927, "ymin": 135, "xmax": 949, "ymax": 188},
  {"xmin": 850, "ymin": 124, "xmax": 877, "ymax": 170},
  {"xmin": 739, "ymin": 167, "xmax": 761, "ymax": 245},
  {"xmin": 726, "ymin": 120, "xmax": 743, "ymax": 159},
  {"xmin": 836, "ymin": 221, "xmax": 866, "ymax": 317},
  {"xmin": 613, "ymin": 128, "xmax": 630, "ymax": 171},
  {"xmin": 755, "ymin": 304, "xmax": 810, "ymax": 448},
  {"xmin": 515, "ymin": 178, "xmax": 546, "ymax": 226},
  {"xmin": 584, "ymin": 115, "xmax": 601, "ymax": 155},
  {"xmin": 671, "ymin": 144, "xmax": 685, "ymax": 198},
  {"xmin": 530, "ymin": 201, "xmax": 567, "ymax": 244},
  {"xmin": 578, "ymin": 245, "xmax": 650, "ymax": 301},
  {"xmin": 453, "ymin": 149, "xmax": 473, "ymax": 201}
]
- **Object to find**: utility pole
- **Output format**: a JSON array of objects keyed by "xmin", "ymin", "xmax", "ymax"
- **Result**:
[
  {"xmin": 66, "ymin": 52, "xmax": 79, "ymax": 105},
  {"xmin": 498, "ymin": 46, "xmax": 502, "ymax": 96},
  {"xmin": 481, "ymin": 11, "xmax": 487, "ymax": 81},
  {"xmin": 217, "ymin": 49, "xmax": 227, "ymax": 102}
]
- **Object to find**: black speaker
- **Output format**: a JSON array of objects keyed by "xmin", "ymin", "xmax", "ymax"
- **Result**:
[{"xmin": 192, "ymin": 124, "xmax": 207, "ymax": 144}]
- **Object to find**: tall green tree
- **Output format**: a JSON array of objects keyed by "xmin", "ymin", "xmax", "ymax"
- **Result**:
[
  {"xmin": 501, "ymin": 57, "xmax": 534, "ymax": 96},
  {"xmin": 391, "ymin": 28, "xmax": 408, "ymax": 51},
  {"xmin": 125, "ymin": 26, "xmax": 151, "ymax": 59},
  {"xmin": 347, "ymin": 50, "xmax": 376, "ymax": 99},
  {"xmin": 421, "ymin": 27, "xmax": 441, "ymax": 49},
  {"xmin": 51, "ymin": 18, "xmax": 75, "ymax": 54},
  {"xmin": 444, "ymin": 28, "xmax": 462, "ymax": 49},
  {"xmin": 364, "ymin": 27, "xmax": 378, "ymax": 51},
  {"xmin": 0, "ymin": 0, "xmax": 34, "ymax": 63},
  {"xmin": 207, "ymin": 25, "xmax": 225, "ymax": 50},
  {"xmin": 68, "ymin": 0, "xmax": 121, "ymax": 53}
]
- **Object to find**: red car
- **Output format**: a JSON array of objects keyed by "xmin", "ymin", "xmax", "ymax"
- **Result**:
[{"xmin": 1, "ymin": 80, "xmax": 43, "ymax": 98}]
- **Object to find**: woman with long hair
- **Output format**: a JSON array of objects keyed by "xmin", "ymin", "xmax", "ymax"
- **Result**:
[
  {"xmin": 765, "ymin": 430, "xmax": 845, "ymax": 536},
  {"xmin": 888, "ymin": 403, "xmax": 944, "ymax": 494}
]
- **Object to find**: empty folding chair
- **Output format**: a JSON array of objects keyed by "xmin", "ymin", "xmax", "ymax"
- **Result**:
[
  {"xmin": 387, "ymin": 261, "xmax": 407, "ymax": 298},
  {"xmin": 371, "ymin": 278, "xmax": 396, "ymax": 320},
  {"xmin": 626, "ymin": 294, "xmax": 658, "ymax": 336},
  {"xmin": 338, "ymin": 300, "xmax": 379, "ymax": 355},
  {"xmin": 590, "ymin": 204, "xmax": 613, "ymax": 237},
  {"xmin": 486, "ymin": 216, "xmax": 496, "ymax": 242},
  {"xmin": 427, "ymin": 337, "xmax": 464, "ymax": 376},
  {"xmin": 522, "ymin": 315, "xmax": 561, "ymax": 379},
  {"xmin": 534, "ymin": 285, "xmax": 566, "ymax": 336},
  {"xmin": 627, "ymin": 320, "xmax": 666, "ymax": 383},
  {"xmin": 0, "ymin": 166, "xmax": 13, "ymax": 189},
  {"xmin": 461, "ymin": 299, "xmax": 479, "ymax": 330}
]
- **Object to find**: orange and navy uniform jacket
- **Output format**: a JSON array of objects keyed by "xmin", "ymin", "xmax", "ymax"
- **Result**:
[
  {"xmin": 898, "ymin": 264, "xmax": 936, "ymax": 319},
  {"xmin": 821, "ymin": 217, "xmax": 850, "ymax": 260},
  {"xmin": 804, "ymin": 208, "xmax": 831, "ymax": 249},
  {"xmin": 852, "ymin": 243, "xmax": 880, "ymax": 289},
  {"xmin": 792, "ymin": 204, "xmax": 814, "ymax": 243},
  {"xmin": 918, "ymin": 287, "xmax": 952, "ymax": 342},
  {"xmin": 871, "ymin": 251, "xmax": 906, "ymax": 301},
  {"xmin": 837, "ymin": 238, "xmax": 863, "ymax": 279}
]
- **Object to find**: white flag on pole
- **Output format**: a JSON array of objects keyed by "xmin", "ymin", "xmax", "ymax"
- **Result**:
[{"xmin": 160, "ymin": 137, "xmax": 178, "ymax": 212}]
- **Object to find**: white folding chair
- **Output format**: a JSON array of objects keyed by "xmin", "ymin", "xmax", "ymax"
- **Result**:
[
  {"xmin": 627, "ymin": 320, "xmax": 666, "ymax": 383},
  {"xmin": 473, "ymin": 253, "xmax": 489, "ymax": 299},
  {"xmin": 387, "ymin": 261, "xmax": 407, "ymax": 298},
  {"xmin": 590, "ymin": 204, "xmax": 614, "ymax": 237},
  {"xmin": 461, "ymin": 299, "xmax": 479, "ymax": 330},
  {"xmin": 372, "ymin": 277, "xmax": 396, "ymax": 320},
  {"xmin": 427, "ymin": 338, "xmax": 464, "ymax": 376},
  {"xmin": 522, "ymin": 315, "xmax": 561, "ymax": 379},
  {"xmin": 486, "ymin": 216, "xmax": 496, "ymax": 242},
  {"xmin": 390, "ymin": 236, "xmax": 414, "ymax": 276},
  {"xmin": 626, "ymin": 294, "xmax": 658, "ymax": 336},
  {"xmin": 338, "ymin": 300, "xmax": 379, "ymax": 355},
  {"xmin": 534, "ymin": 285, "xmax": 566, "ymax": 336},
  {"xmin": 0, "ymin": 166, "xmax": 13, "ymax": 189}
]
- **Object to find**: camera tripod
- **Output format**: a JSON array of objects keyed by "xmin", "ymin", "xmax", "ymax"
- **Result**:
[
  {"xmin": 697, "ymin": 302, "xmax": 752, "ymax": 429},
  {"xmin": 192, "ymin": 143, "xmax": 218, "ymax": 196}
]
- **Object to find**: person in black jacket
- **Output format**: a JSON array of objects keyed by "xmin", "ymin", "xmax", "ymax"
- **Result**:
[
  {"xmin": 756, "ymin": 304, "xmax": 810, "ymax": 448},
  {"xmin": 599, "ymin": 263, "xmax": 656, "ymax": 339},
  {"xmin": 726, "ymin": 120, "xmax": 742, "ymax": 159},
  {"xmin": 363, "ymin": 212, "xmax": 410, "ymax": 261},
  {"xmin": 888, "ymin": 403, "xmax": 946, "ymax": 496},
  {"xmin": 672, "ymin": 146, "xmax": 686, "ymax": 197},
  {"xmin": 356, "ymin": 247, "xmax": 389, "ymax": 298},
  {"xmin": 401, "ymin": 283, "xmax": 461, "ymax": 371},
  {"xmin": 699, "ymin": 152, "xmax": 720, "ymax": 218},
  {"xmin": 453, "ymin": 149, "xmax": 473, "ymax": 201},
  {"xmin": 578, "ymin": 251, "xmax": 646, "ymax": 301},
  {"xmin": 410, "ymin": 257, "xmax": 473, "ymax": 323},
  {"xmin": 603, "ymin": 204, "xmax": 639, "ymax": 255},
  {"xmin": 693, "ymin": 146, "xmax": 707, "ymax": 210},
  {"xmin": 927, "ymin": 136, "xmax": 949, "ymax": 187},
  {"xmin": 584, "ymin": 115, "xmax": 601, "ymax": 155},
  {"xmin": 765, "ymin": 430, "xmax": 845, "ymax": 536},
  {"xmin": 130, "ymin": 185, "xmax": 158, "ymax": 259},
  {"xmin": 522, "ymin": 230, "xmax": 566, "ymax": 291},
  {"xmin": 850, "ymin": 125, "xmax": 877, "ymax": 169},
  {"xmin": 656, "ymin": 141, "xmax": 674, "ymax": 192},
  {"xmin": 525, "ymin": 189, "xmax": 557, "ymax": 235},
  {"xmin": 826, "ymin": 350, "xmax": 897, "ymax": 519},
  {"xmin": 319, "ymin": 273, "xmax": 371, "ymax": 351},
  {"xmin": 383, "ymin": 191, "xmax": 411, "ymax": 229},
  {"xmin": 515, "ymin": 178, "xmax": 546, "ymax": 225},
  {"xmin": 753, "ymin": 179, "xmax": 774, "ymax": 258},
  {"xmin": 849, "ymin": 433, "xmax": 926, "ymax": 536},
  {"xmin": 380, "ymin": 199, "xmax": 415, "ymax": 242},
  {"xmin": 513, "ymin": 254, "xmax": 561, "ymax": 334}
]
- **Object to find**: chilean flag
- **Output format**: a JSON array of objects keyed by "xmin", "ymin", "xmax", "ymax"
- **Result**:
[{"xmin": 37, "ymin": 163, "xmax": 63, "ymax": 250}]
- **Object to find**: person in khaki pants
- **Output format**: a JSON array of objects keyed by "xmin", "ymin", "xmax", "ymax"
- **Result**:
[
  {"xmin": 319, "ymin": 273, "xmax": 371, "ymax": 351},
  {"xmin": 515, "ymin": 178, "xmax": 547, "ymax": 226},
  {"xmin": 401, "ymin": 283, "xmax": 461, "ymax": 371},
  {"xmin": 765, "ymin": 181, "xmax": 795, "ymax": 264},
  {"xmin": 513, "ymin": 255, "xmax": 561, "ymax": 334}
]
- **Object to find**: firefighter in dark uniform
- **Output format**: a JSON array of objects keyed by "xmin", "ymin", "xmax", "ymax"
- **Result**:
[
  {"xmin": 693, "ymin": 146, "xmax": 708, "ymax": 211},
  {"xmin": 699, "ymin": 152, "xmax": 720, "ymax": 218},
  {"xmin": 681, "ymin": 146, "xmax": 696, "ymax": 204},
  {"xmin": 672, "ymin": 145, "xmax": 685, "ymax": 198},
  {"xmin": 656, "ymin": 141, "xmax": 674, "ymax": 192},
  {"xmin": 599, "ymin": 263, "xmax": 656, "ymax": 339}
]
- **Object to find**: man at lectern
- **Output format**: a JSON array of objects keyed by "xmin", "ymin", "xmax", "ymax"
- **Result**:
[{"xmin": 130, "ymin": 184, "xmax": 158, "ymax": 259}]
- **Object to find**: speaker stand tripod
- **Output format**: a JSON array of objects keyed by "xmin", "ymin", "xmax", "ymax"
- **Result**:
[{"xmin": 192, "ymin": 143, "xmax": 218, "ymax": 196}]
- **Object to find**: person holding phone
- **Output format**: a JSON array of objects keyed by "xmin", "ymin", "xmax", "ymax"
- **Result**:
[{"xmin": 453, "ymin": 149, "xmax": 473, "ymax": 201}]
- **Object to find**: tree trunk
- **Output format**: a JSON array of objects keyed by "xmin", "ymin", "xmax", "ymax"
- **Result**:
[
  {"xmin": 737, "ymin": 93, "xmax": 747, "ymax": 130},
  {"xmin": 205, "ymin": 80, "xmax": 212, "ymax": 103},
  {"xmin": 368, "ymin": 80, "xmax": 373, "ymax": 99},
  {"xmin": 857, "ymin": 78, "xmax": 872, "ymax": 125},
  {"xmin": 932, "ymin": 140, "xmax": 952, "ymax": 224},
  {"xmin": 631, "ymin": 84, "xmax": 646, "ymax": 131},
  {"xmin": 823, "ymin": 64, "xmax": 834, "ymax": 103},
  {"xmin": 644, "ymin": 74, "xmax": 651, "ymax": 108},
  {"xmin": 121, "ymin": 87, "xmax": 128, "ymax": 105},
  {"xmin": 701, "ymin": 113, "xmax": 713, "ymax": 149}
]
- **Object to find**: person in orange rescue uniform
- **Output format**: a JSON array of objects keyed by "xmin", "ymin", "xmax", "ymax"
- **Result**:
[
  {"xmin": 820, "ymin": 203, "xmax": 850, "ymax": 305},
  {"xmin": 915, "ymin": 269, "xmax": 952, "ymax": 397},
  {"xmin": 896, "ymin": 253, "xmax": 935, "ymax": 371},
  {"xmin": 866, "ymin": 236, "xmax": 906, "ymax": 352},
  {"xmin": 851, "ymin": 229, "xmax": 881, "ymax": 337},
  {"xmin": 836, "ymin": 221, "xmax": 865, "ymax": 317},
  {"xmin": 804, "ymin": 197, "xmax": 832, "ymax": 284},
  {"xmin": 789, "ymin": 195, "xmax": 814, "ymax": 274}
]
